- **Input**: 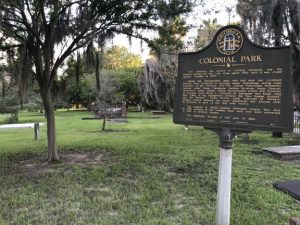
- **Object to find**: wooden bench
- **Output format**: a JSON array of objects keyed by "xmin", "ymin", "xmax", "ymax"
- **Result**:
[
  {"xmin": 151, "ymin": 110, "xmax": 166, "ymax": 116},
  {"xmin": 95, "ymin": 107, "xmax": 124, "ymax": 119}
]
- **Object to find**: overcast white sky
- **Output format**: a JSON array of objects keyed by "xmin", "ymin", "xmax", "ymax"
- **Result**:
[{"xmin": 112, "ymin": 0, "xmax": 240, "ymax": 61}]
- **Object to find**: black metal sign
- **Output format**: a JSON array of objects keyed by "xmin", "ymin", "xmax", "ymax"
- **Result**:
[{"xmin": 174, "ymin": 25, "xmax": 293, "ymax": 132}]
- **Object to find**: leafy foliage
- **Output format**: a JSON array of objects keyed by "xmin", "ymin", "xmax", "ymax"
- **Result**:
[
  {"xmin": 60, "ymin": 46, "xmax": 142, "ymax": 107},
  {"xmin": 117, "ymin": 71, "xmax": 141, "ymax": 104},
  {"xmin": 194, "ymin": 19, "xmax": 222, "ymax": 49},
  {"xmin": 59, "ymin": 56, "xmax": 96, "ymax": 108},
  {"xmin": 139, "ymin": 54, "xmax": 177, "ymax": 111},
  {"xmin": 237, "ymin": 0, "xmax": 300, "ymax": 106},
  {"xmin": 149, "ymin": 17, "xmax": 189, "ymax": 55},
  {"xmin": 140, "ymin": 1, "xmax": 193, "ymax": 111},
  {"xmin": 103, "ymin": 46, "xmax": 142, "ymax": 104},
  {"xmin": 104, "ymin": 46, "xmax": 142, "ymax": 71}
]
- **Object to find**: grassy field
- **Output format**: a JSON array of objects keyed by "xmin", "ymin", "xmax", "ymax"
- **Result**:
[{"xmin": 0, "ymin": 110, "xmax": 299, "ymax": 225}]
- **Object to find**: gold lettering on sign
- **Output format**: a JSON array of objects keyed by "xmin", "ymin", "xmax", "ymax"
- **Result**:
[
  {"xmin": 240, "ymin": 55, "xmax": 262, "ymax": 63},
  {"xmin": 199, "ymin": 57, "xmax": 237, "ymax": 64},
  {"xmin": 199, "ymin": 55, "xmax": 263, "ymax": 65},
  {"xmin": 180, "ymin": 67, "xmax": 283, "ymax": 125}
]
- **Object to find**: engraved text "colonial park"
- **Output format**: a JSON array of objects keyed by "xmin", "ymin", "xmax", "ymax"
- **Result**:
[{"xmin": 199, "ymin": 55, "xmax": 262, "ymax": 64}]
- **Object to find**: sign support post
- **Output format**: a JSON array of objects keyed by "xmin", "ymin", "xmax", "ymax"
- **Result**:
[
  {"xmin": 34, "ymin": 123, "xmax": 40, "ymax": 141},
  {"xmin": 216, "ymin": 129, "xmax": 235, "ymax": 225}
]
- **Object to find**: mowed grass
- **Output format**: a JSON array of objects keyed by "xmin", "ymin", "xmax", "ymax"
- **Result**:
[{"xmin": 0, "ymin": 110, "xmax": 299, "ymax": 225}]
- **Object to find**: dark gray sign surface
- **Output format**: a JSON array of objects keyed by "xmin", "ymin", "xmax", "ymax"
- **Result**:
[{"xmin": 174, "ymin": 25, "xmax": 293, "ymax": 132}]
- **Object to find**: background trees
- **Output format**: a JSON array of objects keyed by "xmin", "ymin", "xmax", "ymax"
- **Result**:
[
  {"xmin": 58, "ymin": 56, "xmax": 96, "ymax": 109},
  {"xmin": 59, "ymin": 46, "xmax": 142, "ymax": 108},
  {"xmin": 139, "ymin": 14, "xmax": 189, "ymax": 111},
  {"xmin": 0, "ymin": 47, "xmax": 35, "ymax": 123},
  {"xmin": 103, "ymin": 46, "xmax": 142, "ymax": 105},
  {"xmin": 149, "ymin": 16, "xmax": 189, "ymax": 56},
  {"xmin": 237, "ymin": 0, "xmax": 300, "ymax": 107},
  {"xmin": 194, "ymin": 19, "xmax": 221, "ymax": 49}
]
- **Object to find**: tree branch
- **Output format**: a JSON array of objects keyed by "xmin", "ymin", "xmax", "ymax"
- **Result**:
[
  {"xmin": 16, "ymin": 4, "xmax": 44, "ymax": 46},
  {"xmin": 0, "ymin": 44, "xmax": 23, "ymax": 51}
]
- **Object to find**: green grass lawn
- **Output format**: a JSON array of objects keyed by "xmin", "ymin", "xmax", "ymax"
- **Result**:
[{"xmin": 0, "ymin": 110, "xmax": 299, "ymax": 225}]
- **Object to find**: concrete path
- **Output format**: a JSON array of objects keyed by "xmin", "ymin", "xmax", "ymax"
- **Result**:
[{"xmin": 0, "ymin": 123, "xmax": 44, "ymax": 129}]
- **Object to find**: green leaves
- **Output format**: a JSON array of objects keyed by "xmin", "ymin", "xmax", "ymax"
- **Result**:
[
  {"xmin": 103, "ymin": 46, "xmax": 142, "ymax": 71},
  {"xmin": 149, "ymin": 16, "xmax": 188, "ymax": 55},
  {"xmin": 194, "ymin": 19, "xmax": 221, "ymax": 49}
]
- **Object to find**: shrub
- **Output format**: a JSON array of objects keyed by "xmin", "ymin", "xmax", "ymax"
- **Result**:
[{"xmin": 5, "ymin": 111, "xmax": 18, "ymax": 124}]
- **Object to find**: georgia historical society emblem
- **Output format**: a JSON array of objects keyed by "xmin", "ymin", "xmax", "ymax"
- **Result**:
[{"xmin": 216, "ymin": 28, "xmax": 243, "ymax": 55}]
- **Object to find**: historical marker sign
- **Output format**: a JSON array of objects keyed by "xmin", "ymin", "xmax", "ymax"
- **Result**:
[{"xmin": 174, "ymin": 25, "xmax": 293, "ymax": 132}]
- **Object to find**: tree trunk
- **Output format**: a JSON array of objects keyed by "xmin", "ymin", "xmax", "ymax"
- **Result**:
[
  {"xmin": 95, "ymin": 51, "xmax": 101, "ymax": 99},
  {"xmin": 42, "ymin": 89, "xmax": 59, "ymax": 162},
  {"xmin": 292, "ymin": 46, "xmax": 300, "ymax": 107},
  {"xmin": 76, "ymin": 51, "xmax": 80, "ymax": 88},
  {"xmin": 2, "ymin": 76, "xmax": 5, "ymax": 100},
  {"xmin": 95, "ymin": 43, "xmax": 104, "ymax": 102},
  {"xmin": 102, "ymin": 116, "xmax": 106, "ymax": 131}
]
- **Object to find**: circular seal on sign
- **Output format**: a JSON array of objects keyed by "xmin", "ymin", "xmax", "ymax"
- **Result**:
[{"xmin": 216, "ymin": 28, "xmax": 243, "ymax": 55}]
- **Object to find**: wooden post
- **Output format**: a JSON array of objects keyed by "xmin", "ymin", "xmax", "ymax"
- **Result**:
[
  {"xmin": 34, "ymin": 123, "xmax": 40, "ymax": 140},
  {"xmin": 216, "ymin": 129, "xmax": 234, "ymax": 225}
]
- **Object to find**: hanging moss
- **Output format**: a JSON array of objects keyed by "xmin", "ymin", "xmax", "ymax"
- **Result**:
[
  {"xmin": 139, "ymin": 54, "xmax": 177, "ymax": 111},
  {"xmin": 237, "ymin": 0, "xmax": 300, "ymax": 107}
]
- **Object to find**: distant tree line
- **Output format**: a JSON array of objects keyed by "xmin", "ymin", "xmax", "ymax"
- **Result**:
[{"xmin": 58, "ymin": 46, "xmax": 143, "ymax": 109}]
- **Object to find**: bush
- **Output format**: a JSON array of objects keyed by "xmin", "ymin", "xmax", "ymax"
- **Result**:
[
  {"xmin": 23, "ymin": 103, "xmax": 40, "ymax": 112},
  {"xmin": 55, "ymin": 101, "xmax": 69, "ymax": 109},
  {"xmin": 5, "ymin": 111, "xmax": 18, "ymax": 124}
]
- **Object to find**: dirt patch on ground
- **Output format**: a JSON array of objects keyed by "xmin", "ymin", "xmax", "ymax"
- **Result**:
[
  {"xmin": 16, "ymin": 151, "xmax": 114, "ymax": 174},
  {"xmin": 59, "ymin": 151, "xmax": 106, "ymax": 165}
]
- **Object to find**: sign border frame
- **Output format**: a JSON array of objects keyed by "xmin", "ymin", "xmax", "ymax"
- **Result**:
[{"xmin": 173, "ymin": 25, "xmax": 294, "ymax": 133}]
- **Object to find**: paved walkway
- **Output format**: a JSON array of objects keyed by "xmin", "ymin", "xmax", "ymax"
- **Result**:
[{"xmin": 0, "ymin": 123, "xmax": 44, "ymax": 129}]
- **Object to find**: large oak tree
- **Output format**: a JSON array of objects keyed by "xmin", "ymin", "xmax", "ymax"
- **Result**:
[{"xmin": 0, "ymin": 0, "xmax": 191, "ymax": 162}]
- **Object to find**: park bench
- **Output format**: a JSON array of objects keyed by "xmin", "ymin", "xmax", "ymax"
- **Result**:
[
  {"xmin": 151, "ymin": 110, "xmax": 166, "ymax": 116},
  {"xmin": 95, "ymin": 107, "xmax": 125, "ymax": 119}
]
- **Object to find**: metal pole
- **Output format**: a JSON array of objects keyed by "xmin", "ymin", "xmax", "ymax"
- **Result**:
[{"xmin": 216, "ymin": 128, "xmax": 234, "ymax": 225}]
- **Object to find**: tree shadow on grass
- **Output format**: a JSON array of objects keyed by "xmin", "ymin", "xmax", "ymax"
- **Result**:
[
  {"xmin": 101, "ymin": 129, "xmax": 130, "ymax": 132},
  {"xmin": 1, "ymin": 150, "xmax": 116, "ymax": 175},
  {"xmin": 168, "ymin": 156, "xmax": 217, "ymax": 177},
  {"xmin": 250, "ymin": 149, "xmax": 264, "ymax": 155},
  {"xmin": 84, "ymin": 129, "xmax": 130, "ymax": 133}
]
